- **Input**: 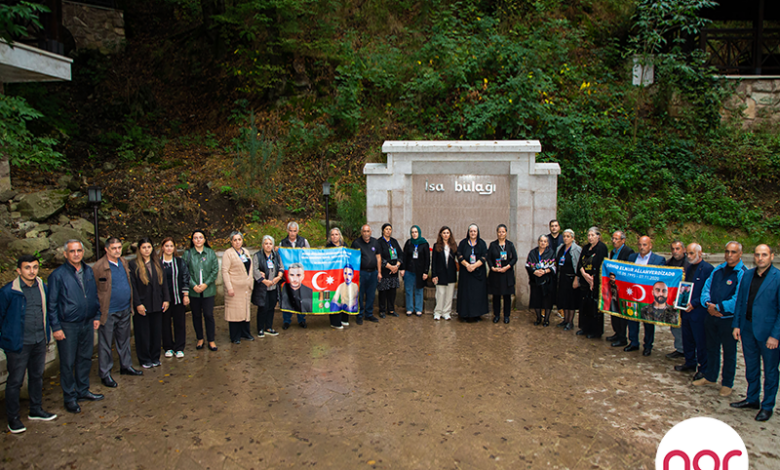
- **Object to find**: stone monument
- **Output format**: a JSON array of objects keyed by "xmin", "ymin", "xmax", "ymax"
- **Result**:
[{"xmin": 364, "ymin": 141, "xmax": 561, "ymax": 305}]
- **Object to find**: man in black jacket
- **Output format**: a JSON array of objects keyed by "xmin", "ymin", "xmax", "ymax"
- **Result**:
[
  {"xmin": 606, "ymin": 230, "xmax": 634, "ymax": 347},
  {"xmin": 47, "ymin": 240, "xmax": 104, "ymax": 414}
]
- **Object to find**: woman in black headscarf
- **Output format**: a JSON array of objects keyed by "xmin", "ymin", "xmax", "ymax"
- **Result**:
[
  {"xmin": 456, "ymin": 224, "xmax": 489, "ymax": 322},
  {"xmin": 526, "ymin": 235, "xmax": 557, "ymax": 326},
  {"xmin": 401, "ymin": 225, "xmax": 430, "ymax": 317}
]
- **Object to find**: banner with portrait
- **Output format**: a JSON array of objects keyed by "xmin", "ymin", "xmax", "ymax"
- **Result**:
[
  {"xmin": 598, "ymin": 259, "xmax": 685, "ymax": 327},
  {"xmin": 278, "ymin": 247, "xmax": 361, "ymax": 315}
]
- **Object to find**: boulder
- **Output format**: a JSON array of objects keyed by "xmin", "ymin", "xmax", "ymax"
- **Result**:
[
  {"xmin": 9, "ymin": 237, "xmax": 50, "ymax": 255},
  {"xmin": 48, "ymin": 227, "xmax": 93, "ymax": 253},
  {"xmin": 68, "ymin": 218, "xmax": 95, "ymax": 238},
  {"xmin": 0, "ymin": 189, "xmax": 16, "ymax": 202},
  {"xmin": 17, "ymin": 221, "xmax": 39, "ymax": 232},
  {"xmin": 58, "ymin": 214, "xmax": 70, "ymax": 225},
  {"xmin": 18, "ymin": 189, "xmax": 71, "ymax": 222},
  {"xmin": 57, "ymin": 174, "xmax": 74, "ymax": 189}
]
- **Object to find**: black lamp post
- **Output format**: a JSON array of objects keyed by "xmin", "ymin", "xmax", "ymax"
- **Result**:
[
  {"xmin": 88, "ymin": 186, "xmax": 102, "ymax": 261},
  {"xmin": 323, "ymin": 181, "xmax": 331, "ymax": 244}
]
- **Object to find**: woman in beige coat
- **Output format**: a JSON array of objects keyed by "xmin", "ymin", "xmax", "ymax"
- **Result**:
[{"xmin": 223, "ymin": 231, "xmax": 254, "ymax": 344}]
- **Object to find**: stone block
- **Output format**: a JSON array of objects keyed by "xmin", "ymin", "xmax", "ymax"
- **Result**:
[
  {"xmin": 68, "ymin": 217, "xmax": 95, "ymax": 238},
  {"xmin": 9, "ymin": 237, "xmax": 50, "ymax": 255},
  {"xmin": 752, "ymin": 92, "xmax": 778, "ymax": 106},
  {"xmin": 0, "ymin": 189, "xmax": 16, "ymax": 202},
  {"xmin": 18, "ymin": 189, "xmax": 70, "ymax": 222},
  {"xmin": 751, "ymin": 80, "xmax": 775, "ymax": 93},
  {"xmin": 744, "ymin": 97, "xmax": 757, "ymax": 119},
  {"xmin": 48, "ymin": 227, "xmax": 93, "ymax": 252}
]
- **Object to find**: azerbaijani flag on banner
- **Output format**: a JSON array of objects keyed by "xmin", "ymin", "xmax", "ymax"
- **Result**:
[
  {"xmin": 598, "ymin": 259, "xmax": 684, "ymax": 327},
  {"xmin": 278, "ymin": 247, "xmax": 362, "ymax": 315}
]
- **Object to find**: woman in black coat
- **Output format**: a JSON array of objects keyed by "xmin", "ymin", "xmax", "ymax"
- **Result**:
[
  {"xmin": 526, "ymin": 235, "xmax": 556, "ymax": 326},
  {"xmin": 456, "ymin": 224, "xmax": 489, "ymax": 322},
  {"xmin": 401, "ymin": 225, "xmax": 430, "ymax": 317},
  {"xmin": 159, "ymin": 237, "xmax": 189, "ymax": 358},
  {"xmin": 377, "ymin": 223, "xmax": 403, "ymax": 318},
  {"xmin": 431, "ymin": 226, "xmax": 458, "ymax": 321},
  {"xmin": 577, "ymin": 226, "xmax": 609, "ymax": 339},
  {"xmin": 487, "ymin": 224, "xmax": 518, "ymax": 324},
  {"xmin": 129, "ymin": 237, "xmax": 170, "ymax": 369},
  {"xmin": 252, "ymin": 235, "xmax": 283, "ymax": 337}
]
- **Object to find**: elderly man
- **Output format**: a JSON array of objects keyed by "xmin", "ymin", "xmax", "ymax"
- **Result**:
[
  {"xmin": 674, "ymin": 244, "xmax": 714, "ymax": 378},
  {"xmin": 0, "ymin": 255, "xmax": 57, "ymax": 433},
  {"xmin": 351, "ymin": 224, "xmax": 382, "ymax": 325},
  {"xmin": 694, "ymin": 241, "xmax": 746, "ymax": 398},
  {"xmin": 625, "ymin": 236, "xmax": 666, "ymax": 355},
  {"xmin": 280, "ymin": 222, "xmax": 309, "ymax": 329},
  {"xmin": 731, "ymin": 245, "xmax": 780, "ymax": 421},
  {"xmin": 94, "ymin": 237, "xmax": 142, "ymax": 389},
  {"xmin": 47, "ymin": 240, "xmax": 104, "ymax": 414},
  {"xmin": 665, "ymin": 241, "xmax": 689, "ymax": 359},
  {"xmin": 606, "ymin": 230, "xmax": 634, "ymax": 347}
]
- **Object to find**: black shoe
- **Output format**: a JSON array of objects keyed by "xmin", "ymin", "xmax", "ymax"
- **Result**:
[
  {"xmin": 493, "ymin": 316, "xmax": 500, "ymax": 323},
  {"xmin": 563, "ymin": 322, "xmax": 573, "ymax": 331},
  {"xmin": 102, "ymin": 375, "xmax": 118, "ymax": 388},
  {"xmin": 692, "ymin": 371, "xmax": 706, "ymax": 381},
  {"xmin": 120, "ymin": 367, "xmax": 143, "ymax": 376},
  {"xmin": 675, "ymin": 364, "xmax": 696, "ymax": 372},
  {"xmin": 366, "ymin": 316, "xmax": 379, "ymax": 323},
  {"xmin": 730, "ymin": 400, "xmax": 760, "ymax": 410},
  {"xmin": 64, "ymin": 401, "xmax": 81, "ymax": 414},
  {"xmin": 299, "ymin": 322, "xmax": 307, "ymax": 329},
  {"xmin": 611, "ymin": 340, "xmax": 628, "ymax": 347},
  {"xmin": 543, "ymin": 320, "xmax": 550, "ymax": 327},
  {"xmin": 666, "ymin": 351, "xmax": 685, "ymax": 359},
  {"xmin": 208, "ymin": 344, "xmax": 218, "ymax": 351},
  {"xmin": 643, "ymin": 349, "xmax": 652, "ymax": 356},
  {"xmin": 586, "ymin": 334, "xmax": 601, "ymax": 339},
  {"xmin": 388, "ymin": 312, "xmax": 399, "ymax": 317},
  {"xmin": 624, "ymin": 344, "xmax": 639, "ymax": 352},
  {"xmin": 504, "ymin": 317, "xmax": 510, "ymax": 324},
  {"xmin": 232, "ymin": 340, "xmax": 241, "ymax": 344},
  {"xmin": 356, "ymin": 317, "xmax": 364, "ymax": 325},
  {"xmin": 242, "ymin": 334, "xmax": 255, "ymax": 341},
  {"xmin": 379, "ymin": 312, "xmax": 387, "ymax": 319},
  {"xmin": 533, "ymin": 320, "xmax": 542, "ymax": 326},
  {"xmin": 196, "ymin": 342, "xmax": 204, "ymax": 350},
  {"xmin": 606, "ymin": 335, "xmax": 618, "ymax": 342},
  {"xmin": 282, "ymin": 323, "xmax": 290, "ymax": 330},
  {"xmin": 7, "ymin": 417, "xmax": 26, "ymax": 433},
  {"xmin": 556, "ymin": 321, "xmax": 567, "ymax": 328},
  {"xmin": 77, "ymin": 391, "xmax": 104, "ymax": 402},
  {"xmin": 756, "ymin": 409, "xmax": 773, "ymax": 421},
  {"xmin": 28, "ymin": 409, "xmax": 57, "ymax": 421}
]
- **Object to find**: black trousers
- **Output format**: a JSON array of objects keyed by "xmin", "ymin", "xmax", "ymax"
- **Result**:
[
  {"xmin": 611, "ymin": 315, "xmax": 627, "ymax": 341},
  {"xmin": 704, "ymin": 315, "xmax": 737, "ymax": 387},
  {"xmin": 330, "ymin": 312, "xmax": 349, "ymax": 326},
  {"xmin": 57, "ymin": 320, "xmax": 94, "ymax": 404},
  {"xmin": 5, "ymin": 339, "xmax": 46, "ymax": 419},
  {"xmin": 191, "ymin": 296, "xmax": 216, "ymax": 342},
  {"xmin": 229, "ymin": 321, "xmax": 251, "ymax": 342},
  {"xmin": 580, "ymin": 291, "xmax": 604, "ymax": 337},
  {"xmin": 378, "ymin": 288, "xmax": 397, "ymax": 314},
  {"xmin": 134, "ymin": 311, "xmax": 163, "ymax": 365},
  {"xmin": 162, "ymin": 303, "xmax": 186, "ymax": 352},
  {"xmin": 493, "ymin": 294, "xmax": 511, "ymax": 318},
  {"xmin": 257, "ymin": 289, "xmax": 278, "ymax": 332}
]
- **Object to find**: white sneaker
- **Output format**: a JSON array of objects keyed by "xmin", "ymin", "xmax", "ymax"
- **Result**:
[
  {"xmin": 341, "ymin": 321, "xmax": 349, "ymax": 326},
  {"xmin": 164, "ymin": 350, "xmax": 174, "ymax": 358},
  {"xmin": 330, "ymin": 325, "xmax": 344, "ymax": 330},
  {"xmin": 443, "ymin": 315, "xmax": 451, "ymax": 321},
  {"xmin": 175, "ymin": 351, "xmax": 184, "ymax": 358},
  {"xmin": 433, "ymin": 315, "xmax": 441, "ymax": 320}
]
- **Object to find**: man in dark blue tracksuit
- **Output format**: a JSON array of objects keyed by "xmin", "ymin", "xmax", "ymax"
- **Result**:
[{"xmin": 695, "ymin": 242, "xmax": 746, "ymax": 398}]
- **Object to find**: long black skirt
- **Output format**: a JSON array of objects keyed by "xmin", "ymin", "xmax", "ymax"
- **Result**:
[
  {"xmin": 529, "ymin": 282, "xmax": 553, "ymax": 310},
  {"xmin": 557, "ymin": 276, "xmax": 582, "ymax": 310},
  {"xmin": 457, "ymin": 272, "xmax": 488, "ymax": 318}
]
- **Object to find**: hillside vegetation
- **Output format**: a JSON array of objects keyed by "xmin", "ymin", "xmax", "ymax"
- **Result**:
[{"xmin": 4, "ymin": 0, "xmax": 780, "ymax": 250}]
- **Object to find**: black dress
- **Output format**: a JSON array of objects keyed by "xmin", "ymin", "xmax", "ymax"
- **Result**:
[
  {"xmin": 378, "ymin": 236, "xmax": 403, "ymax": 290},
  {"xmin": 487, "ymin": 240, "xmax": 518, "ymax": 296},
  {"xmin": 556, "ymin": 245, "xmax": 581, "ymax": 310},
  {"xmin": 456, "ymin": 237, "xmax": 489, "ymax": 318},
  {"xmin": 525, "ymin": 247, "xmax": 556, "ymax": 310},
  {"xmin": 577, "ymin": 241, "xmax": 609, "ymax": 336}
]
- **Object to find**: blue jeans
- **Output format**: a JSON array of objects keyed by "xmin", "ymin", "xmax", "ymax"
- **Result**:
[
  {"xmin": 403, "ymin": 270, "xmax": 423, "ymax": 313},
  {"xmin": 742, "ymin": 320, "xmax": 780, "ymax": 410},
  {"xmin": 57, "ymin": 320, "xmax": 94, "ymax": 404},
  {"xmin": 5, "ymin": 339, "xmax": 46, "ymax": 419},
  {"xmin": 358, "ymin": 270, "xmax": 378, "ymax": 319}
]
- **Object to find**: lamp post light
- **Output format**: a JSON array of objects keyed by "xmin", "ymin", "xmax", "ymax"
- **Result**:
[
  {"xmin": 322, "ymin": 181, "xmax": 331, "ymax": 244},
  {"xmin": 87, "ymin": 185, "xmax": 102, "ymax": 261}
]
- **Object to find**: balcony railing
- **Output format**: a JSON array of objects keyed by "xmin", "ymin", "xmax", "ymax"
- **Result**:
[{"xmin": 700, "ymin": 27, "xmax": 780, "ymax": 75}]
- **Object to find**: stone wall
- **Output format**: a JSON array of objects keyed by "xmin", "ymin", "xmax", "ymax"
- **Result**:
[
  {"xmin": 62, "ymin": 1, "xmax": 125, "ymax": 54},
  {"xmin": 722, "ymin": 78, "xmax": 780, "ymax": 129}
]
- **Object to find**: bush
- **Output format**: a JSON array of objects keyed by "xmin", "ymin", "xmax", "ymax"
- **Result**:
[{"xmin": 336, "ymin": 182, "xmax": 366, "ymax": 239}]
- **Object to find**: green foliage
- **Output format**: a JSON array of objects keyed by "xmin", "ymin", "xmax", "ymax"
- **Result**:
[
  {"xmin": 0, "ymin": 95, "xmax": 64, "ymax": 170},
  {"xmin": 336, "ymin": 182, "xmax": 366, "ymax": 239},
  {"xmin": 98, "ymin": 120, "xmax": 168, "ymax": 163},
  {"xmin": 231, "ymin": 111, "xmax": 283, "ymax": 206},
  {"xmin": 0, "ymin": 1, "xmax": 47, "ymax": 43}
]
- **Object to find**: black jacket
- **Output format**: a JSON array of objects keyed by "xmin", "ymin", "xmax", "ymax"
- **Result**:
[
  {"xmin": 378, "ymin": 237, "xmax": 403, "ymax": 278},
  {"xmin": 46, "ymin": 262, "xmax": 101, "ymax": 331},
  {"xmin": 609, "ymin": 244, "xmax": 634, "ymax": 261},
  {"xmin": 402, "ymin": 240, "xmax": 431, "ymax": 289},
  {"xmin": 251, "ymin": 250, "xmax": 283, "ymax": 307},
  {"xmin": 162, "ymin": 257, "xmax": 190, "ymax": 306},
  {"xmin": 129, "ymin": 259, "xmax": 171, "ymax": 313},
  {"xmin": 431, "ymin": 245, "xmax": 458, "ymax": 285}
]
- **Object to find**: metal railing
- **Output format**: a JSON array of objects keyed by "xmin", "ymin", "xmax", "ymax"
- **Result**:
[{"xmin": 700, "ymin": 27, "xmax": 780, "ymax": 75}]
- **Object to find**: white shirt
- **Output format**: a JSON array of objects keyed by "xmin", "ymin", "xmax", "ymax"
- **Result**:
[
  {"xmin": 634, "ymin": 251, "xmax": 653, "ymax": 265},
  {"xmin": 444, "ymin": 245, "xmax": 450, "ymax": 262}
]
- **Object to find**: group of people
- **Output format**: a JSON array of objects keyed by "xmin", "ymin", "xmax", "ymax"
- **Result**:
[
  {"xmin": 539, "ymin": 221, "xmax": 780, "ymax": 423},
  {"xmin": 2, "ymin": 219, "xmax": 779, "ymax": 435}
]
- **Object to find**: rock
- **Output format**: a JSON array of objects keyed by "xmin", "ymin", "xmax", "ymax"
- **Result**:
[
  {"xmin": 18, "ymin": 189, "xmax": 71, "ymax": 222},
  {"xmin": 58, "ymin": 214, "xmax": 70, "ymax": 225},
  {"xmin": 57, "ymin": 174, "xmax": 74, "ymax": 188},
  {"xmin": 11, "ymin": 212, "xmax": 21, "ymax": 219},
  {"xmin": 36, "ymin": 224, "xmax": 50, "ymax": 232},
  {"xmin": 103, "ymin": 161, "xmax": 116, "ymax": 171},
  {"xmin": 25, "ymin": 230, "xmax": 41, "ymax": 239},
  {"xmin": 48, "ymin": 227, "xmax": 93, "ymax": 253},
  {"xmin": 17, "ymin": 221, "xmax": 38, "ymax": 232},
  {"xmin": 9, "ymin": 237, "xmax": 50, "ymax": 255},
  {"xmin": 9, "ymin": 203, "xmax": 18, "ymax": 211},
  {"xmin": 13, "ymin": 193, "xmax": 24, "ymax": 202},
  {"xmin": 122, "ymin": 241, "xmax": 132, "ymax": 255},
  {"xmin": 68, "ymin": 218, "xmax": 95, "ymax": 238},
  {"xmin": 0, "ymin": 189, "xmax": 17, "ymax": 202}
]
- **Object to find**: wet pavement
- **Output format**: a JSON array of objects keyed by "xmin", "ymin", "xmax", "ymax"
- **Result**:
[{"xmin": 2, "ymin": 308, "xmax": 779, "ymax": 469}]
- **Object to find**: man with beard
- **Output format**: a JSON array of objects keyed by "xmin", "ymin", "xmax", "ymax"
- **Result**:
[
  {"xmin": 281, "ymin": 264, "xmax": 313, "ymax": 316},
  {"xmin": 606, "ymin": 230, "xmax": 634, "ymax": 347},
  {"xmin": 675, "ymin": 243, "xmax": 713, "ymax": 378},
  {"xmin": 640, "ymin": 281, "xmax": 678, "ymax": 324}
]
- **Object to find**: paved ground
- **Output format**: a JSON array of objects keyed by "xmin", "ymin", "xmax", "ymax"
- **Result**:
[{"xmin": 1, "ymin": 308, "xmax": 778, "ymax": 469}]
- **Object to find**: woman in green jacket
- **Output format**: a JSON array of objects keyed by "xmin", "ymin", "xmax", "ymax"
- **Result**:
[{"xmin": 184, "ymin": 230, "xmax": 220, "ymax": 351}]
